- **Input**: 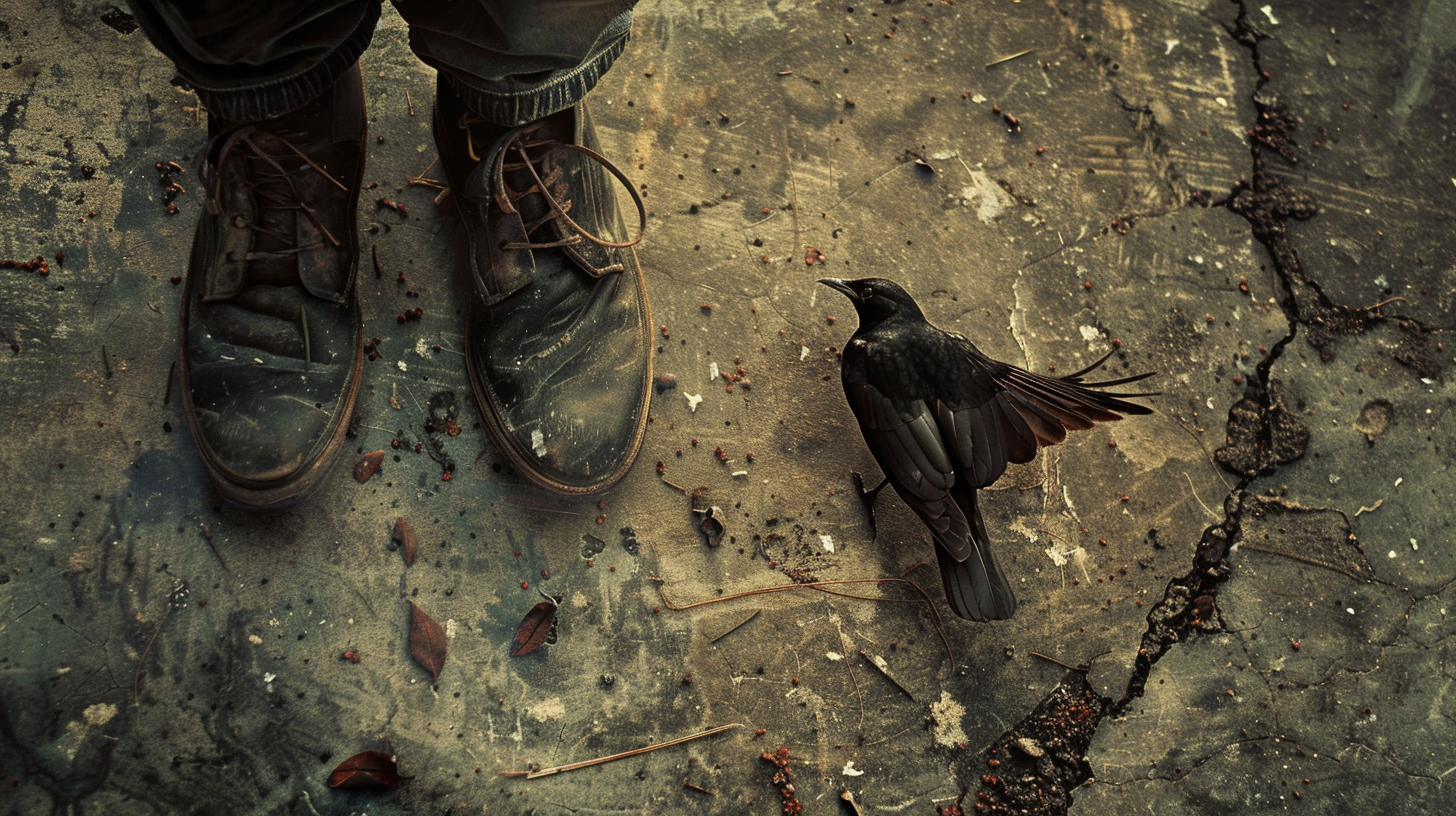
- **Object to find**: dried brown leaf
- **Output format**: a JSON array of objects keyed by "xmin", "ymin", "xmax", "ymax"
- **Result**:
[
  {"xmin": 511, "ymin": 596, "xmax": 558, "ymax": 657},
  {"xmin": 327, "ymin": 750, "xmax": 401, "ymax": 788},
  {"xmin": 354, "ymin": 450, "xmax": 384, "ymax": 483},
  {"xmin": 697, "ymin": 507, "xmax": 725, "ymax": 547},
  {"xmin": 408, "ymin": 601, "xmax": 446, "ymax": 682},
  {"xmin": 393, "ymin": 517, "xmax": 416, "ymax": 566}
]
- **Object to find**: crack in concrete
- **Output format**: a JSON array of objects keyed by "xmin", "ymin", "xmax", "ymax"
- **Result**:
[{"xmin": 950, "ymin": 1, "xmax": 1451, "ymax": 813}]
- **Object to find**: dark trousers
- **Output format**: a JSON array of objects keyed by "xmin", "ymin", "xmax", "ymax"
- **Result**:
[{"xmin": 125, "ymin": 0, "xmax": 637, "ymax": 125}]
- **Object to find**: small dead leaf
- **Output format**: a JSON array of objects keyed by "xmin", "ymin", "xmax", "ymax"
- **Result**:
[
  {"xmin": 408, "ymin": 601, "xmax": 447, "ymax": 682},
  {"xmin": 327, "ymin": 750, "xmax": 401, "ymax": 789},
  {"xmin": 689, "ymin": 487, "xmax": 725, "ymax": 546},
  {"xmin": 393, "ymin": 517, "xmax": 416, "ymax": 566},
  {"xmin": 697, "ymin": 506, "xmax": 725, "ymax": 547},
  {"xmin": 511, "ymin": 592, "xmax": 559, "ymax": 657},
  {"xmin": 354, "ymin": 450, "xmax": 384, "ymax": 483}
]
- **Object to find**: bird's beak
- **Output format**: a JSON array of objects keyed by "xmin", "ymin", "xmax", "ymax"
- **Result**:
[{"xmin": 818, "ymin": 277, "xmax": 858, "ymax": 302}]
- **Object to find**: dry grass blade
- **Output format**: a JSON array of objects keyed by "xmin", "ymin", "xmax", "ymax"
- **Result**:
[
  {"xmin": 500, "ymin": 723, "xmax": 740, "ymax": 779},
  {"xmin": 657, "ymin": 577, "xmax": 956, "ymax": 669}
]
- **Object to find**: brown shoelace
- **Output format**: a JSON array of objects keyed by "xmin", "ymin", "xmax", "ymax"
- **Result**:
[{"xmin": 459, "ymin": 113, "xmax": 647, "ymax": 253}]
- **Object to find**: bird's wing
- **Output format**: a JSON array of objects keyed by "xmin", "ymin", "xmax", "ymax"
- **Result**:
[
  {"xmin": 983, "ymin": 350, "xmax": 1154, "ymax": 459},
  {"xmin": 842, "ymin": 342, "xmax": 1017, "ymax": 616},
  {"xmin": 842, "ymin": 348, "xmax": 973, "ymax": 560}
]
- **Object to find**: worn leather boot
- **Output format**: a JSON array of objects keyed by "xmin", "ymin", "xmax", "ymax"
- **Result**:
[
  {"xmin": 434, "ymin": 79, "xmax": 652, "ymax": 494},
  {"xmin": 178, "ymin": 65, "xmax": 367, "ymax": 510}
]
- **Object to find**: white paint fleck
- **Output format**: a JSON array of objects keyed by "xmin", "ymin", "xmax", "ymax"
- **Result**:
[
  {"xmin": 930, "ymin": 690, "xmax": 968, "ymax": 748},
  {"xmin": 842, "ymin": 761, "xmax": 866, "ymax": 777},
  {"xmin": 83, "ymin": 703, "xmax": 117, "ymax": 726},
  {"xmin": 414, "ymin": 337, "xmax": 430, "ymax": 357},
  {"xmin": 709, "ymin": 361, "xmax": 720, "ymax": 381},
  {"xmin": 531, "ymin": 429, "xmax": 547, "ymax": 457},
  {"xmin": 396, "ymin": 360, "xmax": 408, "ymax": 371},
  {"xmin": 528, "ymin": 698, "xmax": 566, "ymax": 722},
  {"xmin": 1078, "ymin": 325, "xmax": 1101, "ymax": 343},
  {"xmin": 958, "ymin": 168, "xmax": 1012, "ymax": 224},
  {"xmin": 1346, "ymin": 607, "xmax": 1356, "ymax": 615},
  {"xmin": 800, "ymin": 345, "xmax": 811, "ymax": 361},
  {"xmin": 826, "ymin": 652, "xmax": 843, "ymax": 661},
  {"xmin": 971, "ymin": 94, "xmax": 986, "ymax": 104},
  {"xmin": 1260, "ymin": 5, "xmax": 1280, "ymax": 24},
  {"xmin": 1216, "ymin": 96, "xmax": 1228, "ymax": 107},
  {"xmin": 685, "ymin": 392, "xmax": 703, "ymax": 412},
  {"xmin": 248, "ymin": 634, "xmax": 263, "ymax": 645},
  {"xmin": 820, "ymin": 534, "xmax": 835, "ymax": 553},
  {"xmin": 1164, "ymin": 39, "xmax": 1179, "ymax": 55}
]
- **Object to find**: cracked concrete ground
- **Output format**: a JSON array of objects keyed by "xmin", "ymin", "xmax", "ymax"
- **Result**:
[{"xmin": 1, "ymin": 0, "xmax": 1451, "ymax": 813}]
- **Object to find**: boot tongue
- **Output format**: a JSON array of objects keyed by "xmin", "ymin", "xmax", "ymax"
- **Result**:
[
  {"xmin": 201, "ymin": 126, "xmax": 346, "ymax": 303},
  {"xmin": 499, "ymin": 111, "xmax": 625, "ymax": 278}
]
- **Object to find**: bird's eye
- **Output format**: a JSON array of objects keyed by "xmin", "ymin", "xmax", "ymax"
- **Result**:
[{"xmin": 863, "ymin": 286, "xmax": 875, "ymax": 300}]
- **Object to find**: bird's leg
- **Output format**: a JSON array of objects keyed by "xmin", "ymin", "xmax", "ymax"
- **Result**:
[
  {"xmin": 852, "ymin": 471, "xmax": 890, "ymax": 499},
  {"xmin": 851, "ymin": 471, "xmax": 889, "ymax": 537}
]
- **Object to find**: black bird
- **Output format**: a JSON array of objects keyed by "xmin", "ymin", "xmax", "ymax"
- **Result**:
[{"xmin": 820, "ymin": 277, "xmax": 1154, "ymax": 621}]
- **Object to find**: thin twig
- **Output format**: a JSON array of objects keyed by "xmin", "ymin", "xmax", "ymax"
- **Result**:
[
  {"xmin": 859, "ymin": 651, "xmax": 916, "ymax": 700},
  {"xmin": 784, "ymin": 138, "xmax": 801, "ymax": 260},
  {"xmin": 985, "ymin": 48, "xmax": 1036, "ymax": 69},
  {"xmin": 835, "ymin": 625, "xmax": 866, "ymax": 727},
  {"xmin": 898, "ymin": 560, "xmax": 928, "ymax": 578},
  {"xmin": 1172, "ymin": 412, "xmax": 1234, "ymax": 491},
  {"xmin": 863, "ymin": 724, "xmax": 915, "ymax": 747},
  {"xmin": 1029, "ymin": 651, "xmax": 1089, "ymax": 672},
  {"xmin": 406, "ymin": 157, "xmax": 446, "ymax": 190},
  {"xmin": 1360, "ymin": 296, "xmax": 1407, "ymax": 311},
  {"xmin": 1183, "ymin": 472, "xmax": 1219, "ymax": 520},
  {"xmin": 405, "ymin": 89, "xmax": 414, "ymax": 117},
  {"xmin": 709, "ymin": 609, "xmax": 761, "ymax": 643},
  {"xmin": 658, "ymin": 578, "xmax": 955, "ymax": 669},
  {"xmin": 500, "ymin": 723, "xmax": 740, "ymax": 779},
  {"xmin": 1236, "ymin": 542, "xmax": 1375, "ymax": 584},
  {"xmin": 822, "ymin": 162, "xmax": 910, "ymax": 215}
]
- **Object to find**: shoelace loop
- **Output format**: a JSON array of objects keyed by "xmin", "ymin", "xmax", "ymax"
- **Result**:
[{"xmin": 459, "ymin": 114, "xmax": 647, "ymax": 252}]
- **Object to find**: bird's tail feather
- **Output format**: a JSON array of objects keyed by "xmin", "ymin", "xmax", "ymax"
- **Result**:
[{"xmin": 936, "ymin": 494, "xmax": 1017, "ymax": 621}]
